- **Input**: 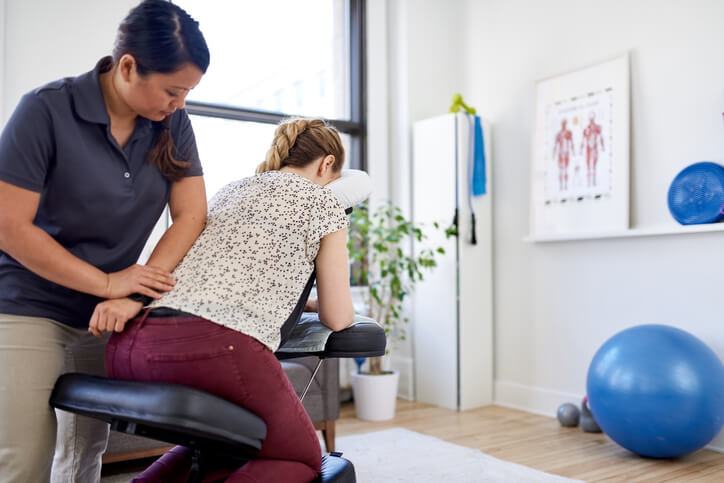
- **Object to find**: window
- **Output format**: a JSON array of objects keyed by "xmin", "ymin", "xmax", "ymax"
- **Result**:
[
  {"xmin": 140, "ymin": 1, "xmax": 365, "ymax": 263},
  {"xmin": 176, "ymin": 0, "xmax": 366, "ymax": 200},
  {"xmin": 192, "ymin": 116, "xmax": 353, "ymax": 197}
]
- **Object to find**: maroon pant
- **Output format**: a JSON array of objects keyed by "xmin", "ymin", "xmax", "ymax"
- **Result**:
[{"xmin": 105, "ymin": 312, "xmax": 322, "ymax": 483}]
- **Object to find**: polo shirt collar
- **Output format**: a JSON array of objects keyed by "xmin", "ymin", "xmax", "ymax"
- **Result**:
[{"xmin": 72, "ymin": 57, "xmax": 153, "ymax": 133}]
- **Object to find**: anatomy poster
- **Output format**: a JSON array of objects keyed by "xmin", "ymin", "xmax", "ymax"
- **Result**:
[
  {"xmin": 530, "ymin": 54, "xmax": 630, "ymax": 239},
  {"xmin": 544, "ymin": 90, "xmax": 613, "ymax": 203}
]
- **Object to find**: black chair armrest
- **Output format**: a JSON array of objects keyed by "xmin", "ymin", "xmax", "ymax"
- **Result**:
[{"xmin": 277, "ymin": 321, "xmax": 385, "ymax": 360}]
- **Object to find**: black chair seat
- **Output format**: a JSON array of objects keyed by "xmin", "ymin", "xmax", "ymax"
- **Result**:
[{"xmin": 50, "ymin": 373, "xmax": 266, "ymax": 454}]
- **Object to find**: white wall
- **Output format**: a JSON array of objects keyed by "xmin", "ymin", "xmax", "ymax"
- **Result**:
[
  {"xmin": 0, "ymin": 0, "xmax": 6, "ymax": 123},
  {"xmin": 385, "ymin": 0, "xmax": 467, "ymax": 217},
  {"xmin": 461, "ymin": 0, "xmax": 724, "ymax": 450},
  {"xmin": 2, "ymin": 0, "xmax": 136, "ymax": 126},
  {"xmin": 365, "ymin": 0, "xmax": 389, "ymax": 204},
  {"xmin": 368, "ymin": 0, "xmax": 467, "ymax": 398}
]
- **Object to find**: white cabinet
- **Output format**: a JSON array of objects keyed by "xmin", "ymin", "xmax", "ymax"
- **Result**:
[{"xmin": 412, "ymin": 113, "xmax": 493, "ymax": 410}]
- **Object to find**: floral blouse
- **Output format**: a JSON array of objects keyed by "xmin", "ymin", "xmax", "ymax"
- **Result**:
[{"xmin": 149, "ymin": 171, "xmax": 348, "ymax": 351}]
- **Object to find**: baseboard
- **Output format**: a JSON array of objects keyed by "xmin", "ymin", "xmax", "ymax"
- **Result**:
[
  {"xmin": 494, "ymin": 380, "xmax": 724, "ymax": 453},
  {"xmin": 494, "ymin": 380, "xmax": 582, "ymax": 418}
]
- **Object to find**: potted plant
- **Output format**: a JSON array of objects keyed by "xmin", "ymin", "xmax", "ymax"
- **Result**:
[{"xmin": 346, "ymin": 201, "xmax": 449, "ymax": 420}]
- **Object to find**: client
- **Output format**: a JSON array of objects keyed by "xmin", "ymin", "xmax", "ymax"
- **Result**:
[{"xmin": 90, "ymin": 118, "xmax": 355, "ymax": 482}]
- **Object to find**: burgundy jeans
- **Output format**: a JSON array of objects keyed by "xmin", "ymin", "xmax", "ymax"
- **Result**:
[{"xmin": 105, "ymin": 312, "xmax": 322, "ymax": 483}]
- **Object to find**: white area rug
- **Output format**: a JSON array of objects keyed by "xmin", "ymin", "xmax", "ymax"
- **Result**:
[
  {"xmin": 102, "ymin": 427, "xmax": 582, "ymax": 482},
  {"xmin": 336, "ymin": 427, "xmax": 582, "ymax": 483}
]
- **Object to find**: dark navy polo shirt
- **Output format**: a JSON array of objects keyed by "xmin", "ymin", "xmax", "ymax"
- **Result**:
[{"xmin": 0, "ymin": 57, "xmax": 203, "ymax": 328}]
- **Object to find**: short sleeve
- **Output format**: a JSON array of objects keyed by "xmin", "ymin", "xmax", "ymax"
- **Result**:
[
  {"xmin": 306, "ymin": 187, "xmax": 349, "ymax": 262},
  {"xmin": 170, "ymin": 109, "xmax": 203, "ymax": 177},
  {"xmin": 0, "ymin": 93, "xmax": 55, "ymax": 192}
]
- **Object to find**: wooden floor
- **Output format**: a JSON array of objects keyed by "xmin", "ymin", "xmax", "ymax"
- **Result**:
[{"xmin": 336, "ymin": 400, "xmax": 724, "ymax": 482}]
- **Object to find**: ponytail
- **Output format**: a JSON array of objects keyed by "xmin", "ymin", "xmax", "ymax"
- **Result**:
[{"xmin": 147, "ymin": 118, "xmax": 191, "ymax": 182}]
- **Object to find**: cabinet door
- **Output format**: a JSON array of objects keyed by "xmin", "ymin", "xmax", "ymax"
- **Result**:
[
  {"xmin": 456, "ymin": 116, "xmax": 494, "ymax": 410},
  {"xmin": 412, "ymin": 114, "xmax": 459, "ymax": 410}
]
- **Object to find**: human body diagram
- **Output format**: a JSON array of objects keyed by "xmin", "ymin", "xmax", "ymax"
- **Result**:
[
  {"xmin": 580, "ymin": 113, "xmax": 605, "ymax": 187},
  {"xmin": 552, "ymin": 120, "xmax": 574, "ymax": 191},
  {"xmin": 551, "ymin": 113, "xmax": 605, "ymax": 194}
]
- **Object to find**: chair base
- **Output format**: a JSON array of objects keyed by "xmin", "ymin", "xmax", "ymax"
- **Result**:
[
  {"xmin": 187, "ymin": 452, "xmax": 355, "ymax": 483},
  {"xmin": 317, "ymin": 453, "xmax": 356, "ymax": 483}
]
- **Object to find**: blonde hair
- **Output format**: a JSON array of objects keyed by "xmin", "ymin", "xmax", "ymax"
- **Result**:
[{"xmin": 256, "ymin": 118, "xmax": 345, "ymax": 174}]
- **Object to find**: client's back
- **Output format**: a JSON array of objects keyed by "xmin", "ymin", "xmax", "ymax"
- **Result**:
[{"xmin": 148, "ymin": 170, "xmax": 347, "ymax": 352}]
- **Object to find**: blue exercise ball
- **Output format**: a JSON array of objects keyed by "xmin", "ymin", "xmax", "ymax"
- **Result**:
[
  {"xmin": 587, "ymin": 324, "xmax": 724, "ymax": 458},
  {"xmin": 667, "ymin": 162, "xmax": 724, "ymax": 225}
]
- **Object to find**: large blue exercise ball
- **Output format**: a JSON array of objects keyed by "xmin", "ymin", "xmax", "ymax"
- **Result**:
[{"xmin": 587, "ymin": 324, "xmax": 724, "ymax": 458}]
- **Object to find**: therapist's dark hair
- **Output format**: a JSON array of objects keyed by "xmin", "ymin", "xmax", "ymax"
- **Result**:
[{"xmin": 113, "ymin": 0, "xmax": 210, "ymax": 182}]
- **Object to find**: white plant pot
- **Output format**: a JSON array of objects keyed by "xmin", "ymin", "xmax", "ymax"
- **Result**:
[{"xmin": 350, "ymin": 370, "xmax": 400, "ymax": 421}]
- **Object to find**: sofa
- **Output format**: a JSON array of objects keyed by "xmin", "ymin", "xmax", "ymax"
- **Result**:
[{"xmin": 102, "ymin": 356, "xmax": 340, "ymax": 463}]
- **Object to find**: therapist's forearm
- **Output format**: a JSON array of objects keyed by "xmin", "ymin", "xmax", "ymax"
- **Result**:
[
  {"xmin": 144, "ymin": 213, "xmax": 205, "ymax": 273},
  {"xmin": 0, "ymin": 222, "xmax": 109, "ymax": 296}
]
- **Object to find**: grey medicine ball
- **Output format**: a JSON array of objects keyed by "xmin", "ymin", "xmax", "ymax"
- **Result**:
[{"xmin": 556, "ymin": 402, "xmax": 580, "ymax": 427}]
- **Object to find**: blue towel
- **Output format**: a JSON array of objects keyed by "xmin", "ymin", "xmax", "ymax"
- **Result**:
[
  {"xmin": 472, "ymin": 115, "xmax": 486, "ymax": 196},
  {"xmin": 464, "ymin": 115, "xmax": 487, "ymax": 245}
]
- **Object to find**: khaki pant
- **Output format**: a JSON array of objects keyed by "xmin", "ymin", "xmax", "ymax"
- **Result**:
[{"xmin": 0, "ymin": 314, "xmax": 109, "ymax": 483}]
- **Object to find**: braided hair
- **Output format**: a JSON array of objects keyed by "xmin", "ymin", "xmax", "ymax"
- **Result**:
[{"xmin": 256, "ymin": 118, "xmax": 345, "ymax": 174}]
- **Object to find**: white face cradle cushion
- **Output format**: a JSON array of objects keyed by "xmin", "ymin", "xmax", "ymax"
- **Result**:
[{"xmin": 326, "ymin": 169, "xmax": 372, "ymax": 210}]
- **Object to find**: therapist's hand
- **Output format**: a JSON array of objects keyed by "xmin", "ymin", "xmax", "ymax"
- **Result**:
[
  {"xmin": 89, "ymin": 298, "xmax": 144, "ymax": 338},
  {"xmin": 104, "ymin": 264, "xmax": 176, "ymax": 299}
]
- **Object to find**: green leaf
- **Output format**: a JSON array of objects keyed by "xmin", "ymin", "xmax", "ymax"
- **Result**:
[{"xmin": 345, "ymin": 201, "xmax": 447, "ymax": 346}]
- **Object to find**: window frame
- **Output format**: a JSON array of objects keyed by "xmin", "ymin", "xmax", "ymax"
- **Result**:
[{"xmin": 185, "ymin": 0, "xmax": 367, "ymax": 170}]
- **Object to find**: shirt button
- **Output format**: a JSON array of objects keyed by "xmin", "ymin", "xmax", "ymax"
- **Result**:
[{"xmin": 123, "ymin": 172, "xmax": 131, "ymax": 179}]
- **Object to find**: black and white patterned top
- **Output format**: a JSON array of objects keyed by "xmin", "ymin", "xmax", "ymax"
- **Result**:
[{"xmin": 149, "ymin": 171, "xmax": 348, "ymax": 351}]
